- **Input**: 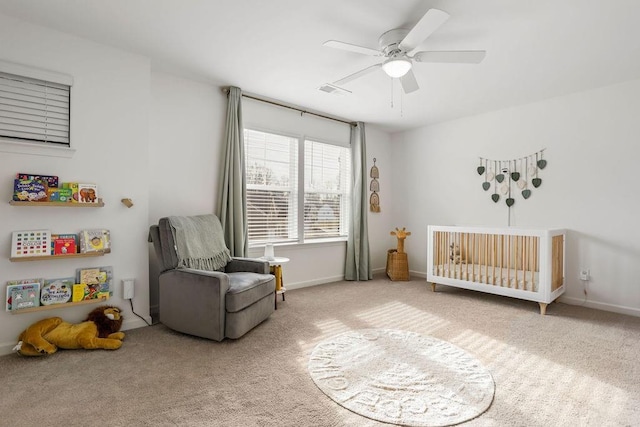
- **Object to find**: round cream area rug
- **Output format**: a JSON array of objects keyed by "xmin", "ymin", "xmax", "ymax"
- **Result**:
[{"xmin": 308, "ymin": 329, "xmax": 494, "ymax": 426}]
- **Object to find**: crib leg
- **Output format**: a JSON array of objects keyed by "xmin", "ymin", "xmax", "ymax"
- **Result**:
[
  {"xmin": 539, "ymin": 302, "xmax": 548, "ymax": 315},
  {"xmin": 430, "ymin": 283, "xmax": 436, "ymax": 292}
]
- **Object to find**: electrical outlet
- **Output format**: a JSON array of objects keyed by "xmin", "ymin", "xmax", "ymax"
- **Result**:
[
  {"xmin": 123, "ymin": 279, "xmax": 135, "ymax": 299},
  {"xmin": 580, "ymin": 269, "xmax": 590, "ymax": 281}
]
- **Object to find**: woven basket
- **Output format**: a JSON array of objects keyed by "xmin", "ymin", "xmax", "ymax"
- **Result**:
[{"xmin": 386, "ymin": 249, "xmax": 410, "ymax": 281}]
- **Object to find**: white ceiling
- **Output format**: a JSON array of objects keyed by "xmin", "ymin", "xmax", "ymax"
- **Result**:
[{"xmin": 1, "ymin": 0, "xmax": 640, "ymax": 132}]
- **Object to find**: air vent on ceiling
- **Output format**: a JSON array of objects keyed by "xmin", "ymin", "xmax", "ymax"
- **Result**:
[{"xmin": 317, "ymin": 83, "xmax": 351, "ymax": 96}]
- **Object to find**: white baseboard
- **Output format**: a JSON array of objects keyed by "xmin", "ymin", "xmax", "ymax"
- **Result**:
[
  {"xmin": 559, "ymin": 296, "xmax": 640, "ymax": 317},
  {"xmin": 122, "ymin": 317, "xmax": 152, "ymax": 331},
  {"xmin": 285, "ymin": 274, "xmax": 344, "ymax": 290}
]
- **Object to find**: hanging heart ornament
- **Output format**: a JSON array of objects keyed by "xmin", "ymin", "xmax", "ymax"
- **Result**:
[
  {"xmin": 511, "ymin": 172, "xmax": 520, "ymax": 181},
  {"xmin": 477, "ymin": 166, "xmax": 485, "ymax": 175},
  {"xmin": 522, "ymin": 189, "xmax": 532, "ymax": 199},
  {"xmin": 506, "ymin": 198, "xmax": 515, "ymax": 207},
  {"xmin": 491, "ymin": 194, "xmax": 500, "ymax": 203},
  {"xmin": 532, "ymin": 178, "xmax": 542, "ymax": 188},
  {"xmin": 496, "ymin": 174, "xmax": 504, "ymax": 183},
  {"xmin": 482, "ymin": 182, "xmax": 490, "ymax": 191}
]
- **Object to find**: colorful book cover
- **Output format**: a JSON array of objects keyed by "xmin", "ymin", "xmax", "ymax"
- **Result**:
[
  {"xmin": 79, "ymin": 268, "xmax": 101, "ymax": 285},
  {"xmin": 47, "ymin": 187, "xmax": 73, "ymax": 202},
  {"xmin": 80, "ymin": 229, "xmax": 110, "ymax": 253},
  {"xmin": 72, "ymin": 284, "xmax": 88, "ymax": 302},
  {"xmin": 11, "ymin": 286, "xmax": 40, "ymax": 310},
  {"xmin": 11, "ymin": 230, "xmax": 52, "ymax": 258},
  {"xmin": 51, "ymin": 233, "xmax": 78, "ymax": 255},
  {"xmin": 13, "ymin": 179, "xmax": 48, "ymax": 202},
  {"xmin": 40, "ymin": 278, "xmax": 74, "ymax": 305},
  {"xmin": 61, "ymin": 182, "xmax": 79, "ymax": 203},
  {"xmin": 76, "ymin": 266, "xmax": 113, "ymax": 297},
  {"xmin": 6, "ymin": 279, "xmax": 43, "ymax": 311},
  {"xmin": 78, "ymin": 183, "xmax": 98, "ymax": 203},
  {"xmin": 17, "ymin": 173, "xmax": 58, "ymax": 188}
]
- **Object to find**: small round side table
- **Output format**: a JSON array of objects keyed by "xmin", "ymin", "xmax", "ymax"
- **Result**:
[{"xmin": 260, "ymin": 256, "xmax": 289, "ymax": 309}]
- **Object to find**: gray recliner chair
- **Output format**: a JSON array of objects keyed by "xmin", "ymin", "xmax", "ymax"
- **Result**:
[{"xmin": 149, "ymin": 214, "xmax": 275, "ymax": 341}]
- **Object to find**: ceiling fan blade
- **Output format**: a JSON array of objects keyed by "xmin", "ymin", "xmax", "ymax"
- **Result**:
[
  {"xmin": 334, "ymin": 63, "xmax": 382, "ymax": 86},
  {"xmin": 400, "ymin": 69, "xmax": 419, "ymax": 94},
  {"xmin": 399, "ymin": 8, "xmax": 450, "ymax": 52},
  {"xmin": 323, "ymin": 40, "xmax": 381, "ymax": 56},
  {"xmin": 414, "ymin": 50, "xmax": 486, "ymax": 64}
]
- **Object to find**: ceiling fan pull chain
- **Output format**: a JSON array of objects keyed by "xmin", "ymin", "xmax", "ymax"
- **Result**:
[{"xmin": 390, "ymin": 78, "xmax": 394, "ymax": 108}]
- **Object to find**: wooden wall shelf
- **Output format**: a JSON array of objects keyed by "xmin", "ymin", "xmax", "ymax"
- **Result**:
[
  {"xmin": 10, "ymin": 251, "xmax": 107, "ymax": 262},
  {"xmin": 10, "ymin": 297, "xmax": 109, "ymax": 315},
  {"xmin": 9, "ymin": 199, "xmax": 104, "ymax": 207}
]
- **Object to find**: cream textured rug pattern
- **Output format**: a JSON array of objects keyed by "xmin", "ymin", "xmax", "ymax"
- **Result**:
[{"xmin": 309, "ymin": 329, "xmax": 494, "ymax": 426}]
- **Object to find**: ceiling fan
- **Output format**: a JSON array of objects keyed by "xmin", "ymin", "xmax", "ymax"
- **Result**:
[{"xmin": 323, "ymin": 8, "xmax": 486, "ymax": 94}]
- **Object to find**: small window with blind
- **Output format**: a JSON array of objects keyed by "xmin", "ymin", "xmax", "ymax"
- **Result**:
[
  {"xmin": 0, "ymin": 70, "xmax": 71, "ymax": 146},
  {"xmin": 244, "ymin": 129, "xmax": 350, "ymax": 246}
]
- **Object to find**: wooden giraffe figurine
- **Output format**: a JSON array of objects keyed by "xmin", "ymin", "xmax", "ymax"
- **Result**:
[{"xmin": 390, "ymin": 227, "xmax": 411, "ymax": 254}]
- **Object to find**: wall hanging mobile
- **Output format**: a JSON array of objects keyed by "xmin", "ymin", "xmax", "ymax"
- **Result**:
[
  {"xmin": 477, "ymin": 149, "xmax": 547, "ymax": 209},
  {"xmin": 370, "ymin": 158, "xmax": 380, "ymax": 212}
]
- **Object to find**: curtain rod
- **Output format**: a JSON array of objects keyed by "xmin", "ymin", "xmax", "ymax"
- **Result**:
[{"xmin": 222, "ymin": 87, "xmax": 356, "ymax": 126}]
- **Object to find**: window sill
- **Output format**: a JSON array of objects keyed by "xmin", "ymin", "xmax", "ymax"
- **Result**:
[
  {"xmin": 0, "ymin": 139, "xmax": 75, "ymax": 158},
  {"xmin": 249, "ymin": 238, "xmax": 347, "ymax": 251}
]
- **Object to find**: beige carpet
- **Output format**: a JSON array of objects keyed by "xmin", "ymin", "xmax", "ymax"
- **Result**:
[
  {"xmin": 309, "ymin": 329, "xmax": 494, "ymax": 426},
  {"xmin": 1, "ymin": 275, "xmax": 640, "ymax": 426}
]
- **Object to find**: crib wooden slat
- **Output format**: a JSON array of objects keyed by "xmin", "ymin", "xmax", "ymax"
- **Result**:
[
  {"xmin": 507, "ymin": 235, "xmax": 511, "ymax": 288},
  {"xmin": 500, "ymin": 234, "xmax": 504, "ymax": 286}
]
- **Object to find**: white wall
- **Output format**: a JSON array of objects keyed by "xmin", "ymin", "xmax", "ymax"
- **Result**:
[
  {"xmin": 147, "ymin": 72, "xmax": 227, "ymax": 316},
  {"xmin": 0, "ymin": 13, "xmax": 151, "ymax": 354},
  {"xmin": 392, "ymin": 78, "xmax": 640, "ymax": 316}
]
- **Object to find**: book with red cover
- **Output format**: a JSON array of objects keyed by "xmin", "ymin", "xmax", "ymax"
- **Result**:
[{"xmin": 51, "ymin": 234, "xmax": 78, "ymax": 255}]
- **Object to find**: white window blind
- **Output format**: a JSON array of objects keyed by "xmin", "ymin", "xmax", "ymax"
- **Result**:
[
  {"xmin": 0, "ymin": 71, "xmax": 70, "ymax": 145},
  {"xmin": 245, "ymin": 129, "xmax": 299, "ymax": 244},
  {"xmin": 304, "ymin": 140, "xmax": 350, "ymax": 240}
]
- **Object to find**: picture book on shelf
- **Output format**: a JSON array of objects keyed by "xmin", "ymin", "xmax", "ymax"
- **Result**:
[
  {"xmin": 11, "ymin": 286, "xmax": 40, "ymax": 310},
  {"xmin": 47, "ymin": 187, "xmax": 73, "ymax": 202},
  {"xmin": 78, "ymin": 183, "xmax": 98, "ymax": 203},
  {"xmin": 51, "ymin": 234, "xmax": 78, "ymax": 255},
  {"xmin": 79, "ymin": 268, "xmax": 101, "ymax": 285},
  {"xmin": 17, "ymin": 173, "xmax": 58, "ymax": 188},
  {"xmin": 40, "ymin": 278, "xmax": 74, "ymax": 306},
  {"xmin": 13, "ymin": 179, "xmax": 48, "ymax": 202},
  {"xmin": 72, "ymin": 284, "xmax": 89, "ymax": 302},
  {"xmin": 60, "ymin": 182, "xmax": 79, "ymax": 203},
  {"xmin": 80, "ymin": 229, "xmax": 110, "ymax": 253},
  {"xmin": 11, "ymin": 230, "xmax": 52, "ymax": 258},
  {"xmin": 76, "ymin": 266, "xmax": 113, "ymax": 298},
  {"xmin": 6, "ymin": 279, "xmax": 42, "ymax": 311}
]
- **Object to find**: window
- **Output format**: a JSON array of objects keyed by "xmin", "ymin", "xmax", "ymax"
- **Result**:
[
  {"xmin": 245, "ymin": 129, "xmax": 350, "ymax": 245},
  {"xmin": 0, "ymin": 71, "xmax": 71, "ymax": 146}
]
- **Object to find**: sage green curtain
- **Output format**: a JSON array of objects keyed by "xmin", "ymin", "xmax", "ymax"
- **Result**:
[
  {"xmin": 345, "ymin": 122, "xmax": 372, "ymax": 281},
  {"xmin": 217, "ymin": 87, "xmax": 248, "ymax": 257}
]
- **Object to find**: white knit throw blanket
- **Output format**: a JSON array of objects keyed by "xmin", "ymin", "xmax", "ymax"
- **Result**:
[{"xmin": 168, "ymin": 215, "xmax": 231, "ymax": 271}]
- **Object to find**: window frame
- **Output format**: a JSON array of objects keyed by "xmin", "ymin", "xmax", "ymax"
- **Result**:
[
  {"xmin": 0, "ymin": 60, "xmax": 74, "ymax": 158},
  {"xmin": 244, "ymin": 126, "xmax": 351, "ymax": 247}
]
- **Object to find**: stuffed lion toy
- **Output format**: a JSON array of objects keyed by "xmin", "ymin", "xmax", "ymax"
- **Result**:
[{"xmin": 14, "ymin": 305, "xmax": 124, "ymax": 357}]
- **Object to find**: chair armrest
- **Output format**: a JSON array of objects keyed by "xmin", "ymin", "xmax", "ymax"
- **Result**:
[
  {"xmin": 158, "ymin": 268, "xmax": 230, "ymax": 341},
  {"xmin": 226, "ymin": 257, "xmax": 270, "ymax": 274}
]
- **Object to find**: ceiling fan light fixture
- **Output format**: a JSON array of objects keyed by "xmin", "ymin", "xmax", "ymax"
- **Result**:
[{"xmin": 382, "ymin": 57, "xmax": 412, "ymax": 78}]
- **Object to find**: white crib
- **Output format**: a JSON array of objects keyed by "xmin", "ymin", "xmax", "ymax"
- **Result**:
[{"xmin": 427, "ymin": 225, "xmax": 566, "ymax": 314}]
